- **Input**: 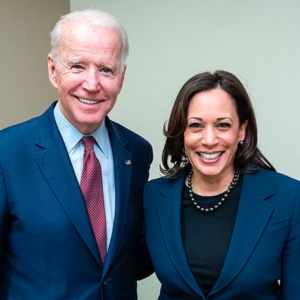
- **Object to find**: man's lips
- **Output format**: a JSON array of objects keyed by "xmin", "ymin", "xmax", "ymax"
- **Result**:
[{"xmin": 75, "ymin": 96, "xmax": 100, "ymax": 104}]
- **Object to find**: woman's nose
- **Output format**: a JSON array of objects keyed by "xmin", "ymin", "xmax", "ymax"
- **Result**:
[{"xmin": 201, "ymin": 127, "xmax": 218, "ymax": 146}]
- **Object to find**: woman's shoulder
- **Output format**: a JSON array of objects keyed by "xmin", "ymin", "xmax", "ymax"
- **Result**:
[
  {"xmin": 144, "ymin": 175, "xmax": 185, "ymax": 202},
  {"xmin": 263, "ymin": 169, "xmax": 299, "ymax": 186},
  {"xmin": 246, "ymin": 168, "xmax": 300, "ymax": 196},
  {"xmin": 146, "ymin": 173, "xmax": 186, "ymax": 187},
  {"xmin": 145, "ymin": 176, "xmax": 174, "ymax": 191}
]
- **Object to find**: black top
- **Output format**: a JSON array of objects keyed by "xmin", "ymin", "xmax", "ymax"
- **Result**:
[{"xmin": 181, "ymin": 175, "xmax": 243, "ymax": 298}]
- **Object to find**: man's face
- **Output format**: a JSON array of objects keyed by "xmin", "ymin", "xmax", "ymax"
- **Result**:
[{"xmin": 48, "ymin": 20, "xmax": 126, "ymax": 135}]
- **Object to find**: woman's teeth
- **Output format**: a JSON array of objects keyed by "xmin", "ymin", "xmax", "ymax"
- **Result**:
[{"xmin": 199, "ymin": 152, "xmax": 222, "ymax": 159}]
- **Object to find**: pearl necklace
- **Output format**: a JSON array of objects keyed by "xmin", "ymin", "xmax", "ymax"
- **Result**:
[{"xmin": 187, "ymin": 169, "xmax": 239, "ymax": 213}]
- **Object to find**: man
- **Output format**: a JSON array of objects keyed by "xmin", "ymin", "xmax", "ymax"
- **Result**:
[{"xmin": 0, "ymin": 9, "xmax": 153, "ymax": 299}]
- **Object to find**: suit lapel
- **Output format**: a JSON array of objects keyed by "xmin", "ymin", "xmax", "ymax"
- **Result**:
[
  {"xmin": 210, "ymin": 170, "xmax": 275, "ymax": 295},
  {"xmin": 35, "ymin": 103, "xmax": 102, "ymax": 266},
  {"xmin": 158, "ymin": 170, "xmax": 275, "ymax": 298},
  {"xmin": 103, "ymin": 118, "xmax": 132, "ymax": 274},
  {"xmin": 158, "ymin": 175, "xmax": 206, "ymax": 299}
]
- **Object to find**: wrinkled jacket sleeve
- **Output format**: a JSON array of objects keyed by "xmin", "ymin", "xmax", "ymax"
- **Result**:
[{"xmin": 0, "ymin": 162, "xmax": 10, "ymax": 285}]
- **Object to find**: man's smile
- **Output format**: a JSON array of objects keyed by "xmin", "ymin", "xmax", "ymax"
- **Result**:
[{"xmin": 76, "ymin": 97, "xmax": 100, "ymax": 104}]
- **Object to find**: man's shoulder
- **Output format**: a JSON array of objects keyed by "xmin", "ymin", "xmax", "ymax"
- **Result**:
[
  {"xmin": 0, "ymin": 116, "xmax": 42, "ymax": 162},
  {"xmin": 0, "ymin": 103, "xmax": 55, "ymax": 145},
  {"xmin": 0, "ymin": 115, "xmax": 40, "ymax": 142},
  {"xmin": 106, "ymin": 118, "xmax": 152, "ymax": 150}
]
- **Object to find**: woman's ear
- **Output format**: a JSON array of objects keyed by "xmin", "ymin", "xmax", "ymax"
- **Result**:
[{"xmin": 239, "ymin": 120, "xmax": 248, "ymax": 142}]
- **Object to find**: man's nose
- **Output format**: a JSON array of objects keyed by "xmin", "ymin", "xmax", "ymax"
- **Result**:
[{"xmin": 82, "ymin": 70, "xmax": 101, "ymax": 92}]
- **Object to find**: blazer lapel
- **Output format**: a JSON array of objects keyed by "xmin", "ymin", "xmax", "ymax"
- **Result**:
[
  {"xmin": 158, "ymin": 175, "xmax": 206, "ymax": 299},
  {"xmin": 102, "ymin": 118, "xmax": 132, "ymax": 274},
  {"xmin": 35, "ymin": 103, "xmax": 102, "ymax": 266},
  {"xmin": 210, "ymin": 170, "xmax": 275, "ymax": 295}
]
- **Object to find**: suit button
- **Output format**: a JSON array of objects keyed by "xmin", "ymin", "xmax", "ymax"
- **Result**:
[{"xmin": 102, "ymin": 280, "xmax": 107, "ymax": 287}]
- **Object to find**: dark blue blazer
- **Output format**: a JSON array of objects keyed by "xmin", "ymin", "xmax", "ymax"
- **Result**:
[
  {"xmin": 144, "ymin": 169, "xmax": 300, "ymax": 300},
  {"xmin": 0, "ymin": 102, "xmax": 153, "ymax": 300}
]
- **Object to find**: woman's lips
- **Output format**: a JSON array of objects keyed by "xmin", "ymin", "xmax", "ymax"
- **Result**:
[{"xmin": 197, "ymin": 151, "xmax": 223, "ymax": 163}]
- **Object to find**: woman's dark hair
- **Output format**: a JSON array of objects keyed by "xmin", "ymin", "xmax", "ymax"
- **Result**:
[{"xmin": 161, "ymin": 70, "xmax": 275, "ymax": 178}]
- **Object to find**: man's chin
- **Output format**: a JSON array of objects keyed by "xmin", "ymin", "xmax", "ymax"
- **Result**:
[{"xmin": 73, "ymin": 118, "xmax": 104, "ymax": 135}]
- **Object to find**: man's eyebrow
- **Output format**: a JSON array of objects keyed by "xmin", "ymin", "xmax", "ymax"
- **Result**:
[
  {"xmin": 67, "ymin": 58, "xmax": 82, "ymax": 64},
  {"xmin": 102, "ymin": 64, "xmax": 114, "ymax": 69}
]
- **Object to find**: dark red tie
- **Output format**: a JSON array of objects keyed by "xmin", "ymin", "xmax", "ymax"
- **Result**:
[{"xmin": 80, "ymin": 136, "xmax": 107, "ymax": 263}]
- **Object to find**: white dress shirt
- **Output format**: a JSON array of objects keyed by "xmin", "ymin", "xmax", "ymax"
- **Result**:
[{"xmin": 53, "ymin": 102, "xmax": 115, "ymax": 250}]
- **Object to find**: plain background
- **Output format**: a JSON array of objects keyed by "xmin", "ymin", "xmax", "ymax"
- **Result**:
[
  {"xmin": 0, "ymin": 0, "xmax": 70, "ymax": 128},
  {"xmin": 2, "ymin": 1, "xmax": 300, "ymax": 299}
]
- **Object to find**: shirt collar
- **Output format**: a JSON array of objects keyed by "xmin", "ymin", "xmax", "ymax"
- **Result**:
[{"xmin": 53, "ymin": 102, "xmax": 110, "ymax": 159}]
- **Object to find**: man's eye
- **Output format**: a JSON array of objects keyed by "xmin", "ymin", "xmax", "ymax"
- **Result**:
[
  {"xmin": 102, "ymin": 68, "xmax": 111, "ymax": 73},
  {"xmin": 72, "ymin": 65, "xmax": 83, "ymax": 70}
]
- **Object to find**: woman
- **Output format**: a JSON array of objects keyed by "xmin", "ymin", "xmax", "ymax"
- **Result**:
[{"xmin": 143, "ymin": 70, "xmax": 300, "ymax": 300}]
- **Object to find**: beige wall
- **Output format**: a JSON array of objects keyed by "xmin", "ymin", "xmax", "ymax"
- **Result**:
[{"xmin": 0, "ymin": 0, "xmax": 70, "ymax": 129}]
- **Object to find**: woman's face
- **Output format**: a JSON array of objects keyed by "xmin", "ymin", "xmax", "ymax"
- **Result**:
[{"xmin": 184, "ymin": 88, "xmax": 247, "ymax": 182}]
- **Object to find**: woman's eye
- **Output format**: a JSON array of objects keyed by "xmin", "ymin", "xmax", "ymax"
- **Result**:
[
  {"xmin": 217, "ymin": 123, "xmax": 231, "ymax": 128},
  {"xmin": 189, "ymin": 123, "xmax": 203, "ymax": 128}
]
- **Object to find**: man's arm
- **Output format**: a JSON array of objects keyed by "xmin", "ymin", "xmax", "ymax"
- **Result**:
[
  {"xmin": 135, "ymin": 220, "xmax": 155, "ymax": 280},
  {"xmin": 135, "ymin": 145, "xmax": 154, "ymax": 280},
  {"xmin": 0, "ymin": 161, "xmax": 10, "ymax": 285}
]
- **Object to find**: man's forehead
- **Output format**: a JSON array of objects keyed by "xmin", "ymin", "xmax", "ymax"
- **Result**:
[
  {"xmin": 60, "ymin": 20, "xmax": 120, "ymax": 44},
  {"xmin": 57, "ymin": 20, "xmax": 123, "ymax": 68},
  {"xmin": 59, "ymin": 20, "xmax": 122, "ymax": 58}
]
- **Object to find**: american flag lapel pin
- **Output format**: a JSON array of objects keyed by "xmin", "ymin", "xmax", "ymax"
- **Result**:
[{"xmin": 125, "ymin": 160, "xmax": 131, "ymax": 165}]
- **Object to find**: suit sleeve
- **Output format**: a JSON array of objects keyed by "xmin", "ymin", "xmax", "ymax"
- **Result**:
[
  {"xmin": 0, "ymin": 162, "xmax": 10, "ymax": 285},
  {"xmin": 280, "ymin": 182, "xmax": 300, "ymax": 299},
  {"xmin": 135, "ymin": 145, "xmax": 155, "ymax": 280}
]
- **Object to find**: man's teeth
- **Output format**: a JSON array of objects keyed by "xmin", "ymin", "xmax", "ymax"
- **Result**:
[
  {"xmin": 79, "ymin": 98, "xmax": 98, "ymax": 104},
  {"xmin": 199, "ymin": 152, "xmax": 222, "ymax": 159}
]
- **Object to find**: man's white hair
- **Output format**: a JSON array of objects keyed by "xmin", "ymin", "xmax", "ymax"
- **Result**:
[{"xmin": 49, "ymin": 9, "xmax": 129, "ymax": 71}]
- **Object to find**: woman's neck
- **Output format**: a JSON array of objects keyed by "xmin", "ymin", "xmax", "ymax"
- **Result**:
[{"xmin": 189, "ymin": 167, "xmax": 236, "ymax": 196}]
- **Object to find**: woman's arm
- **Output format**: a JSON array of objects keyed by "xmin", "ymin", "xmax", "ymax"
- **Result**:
[{"xmin": 280, "ymin": 182, "xmax": 300, "ymax": 299}]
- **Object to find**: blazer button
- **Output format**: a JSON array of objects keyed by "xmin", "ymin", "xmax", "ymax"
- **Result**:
[{"xmin": 102, "ymin": 280, "xmax": 107, "ymax": 287}]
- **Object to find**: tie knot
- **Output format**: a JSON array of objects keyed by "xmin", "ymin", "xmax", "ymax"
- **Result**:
[{"xmin": 82, "ymin": 136, "xmax": 96, "ymax": 151}]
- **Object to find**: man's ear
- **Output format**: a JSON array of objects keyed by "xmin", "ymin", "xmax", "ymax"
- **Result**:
[
  {"xmin": 48, "ymin": 55, "xmax": 58, "ymax": 89},
  {"xmin": 119, "ymin": 65, "xmax": 127, "ymax": 89}
]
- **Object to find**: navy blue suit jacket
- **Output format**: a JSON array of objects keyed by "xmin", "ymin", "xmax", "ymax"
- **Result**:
[
  {"xmin": 0, "ymin": 102, "xmax": 153, "ymax": 299},
  {"xmin": 144, "ymin": 169, "xmax": 300, "ymax": 300}
]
